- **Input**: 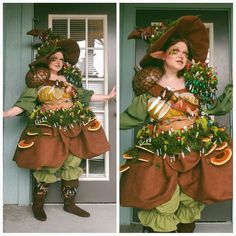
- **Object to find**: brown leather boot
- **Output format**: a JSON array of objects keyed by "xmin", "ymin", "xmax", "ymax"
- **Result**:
[
  {"xmin": 61, "ymin": 179, "xmax": 90, "ymax": 217},
  {"xmin": 32, "ymin": 182, "xmax": 49, "ymax": 221},
  {"xmin": 177, "ymin": 222, "xmax": 196, "ymax": 233}
]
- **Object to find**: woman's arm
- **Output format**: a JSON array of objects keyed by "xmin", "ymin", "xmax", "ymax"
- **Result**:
[
  {"xmin": 3, "ymin": 106, "xmax": 24, "ymax": 118},
  {"xmin": 91, "ymin": 86, "xmax": 116, "ymax": 102}
]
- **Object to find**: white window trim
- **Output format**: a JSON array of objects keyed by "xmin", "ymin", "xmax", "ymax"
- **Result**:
[
  {"xmin": 48, "ymin": 14, "xmax": 109, "ymax": 181},
  {"xmin": 204, "ymin": 23, "xmax": 214, "ymax": 66}
]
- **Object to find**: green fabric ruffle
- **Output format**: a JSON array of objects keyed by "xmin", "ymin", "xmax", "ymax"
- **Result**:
[
  {"xmin": 33, "ymin": 154, "xmax": 83, "ymax": 183},
  {"xmin": 176, "ymin": 191, "xmax": 205, "ymax": 223},
  {"xmin": 138, "ymin": 185, "xmax": 181, "ymax": 232},
  {"xmin": 138, "ymin": 185, "xmax": 205, "ymax": 232}
]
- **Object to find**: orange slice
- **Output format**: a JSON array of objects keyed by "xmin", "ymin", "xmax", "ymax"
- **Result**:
[
  {"xmin": 211, "ymin": 148, "xmax": 232, "ymax": 166},
  {"xmin": 88, "ymin": 120, "xmax": 101, "ymax": 131},
  {"xmin": 18, "ymin": 140, "xmax": 34, "ymax": 149}
]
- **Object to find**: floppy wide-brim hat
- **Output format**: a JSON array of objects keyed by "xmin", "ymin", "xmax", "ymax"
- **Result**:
[
  {"xmin": 29, "ymin": 39, "xmax": 80, "ymax": 68},
  {"xmin": 140, "ymin": 16, "xmax": 209, "ymax": 68}
]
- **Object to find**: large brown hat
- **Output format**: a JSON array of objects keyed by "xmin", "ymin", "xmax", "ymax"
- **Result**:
[
  {"xmin": 139, "ymin": 16, "xmax": 209, "ymax": 67},
  {"xmin": 27, "ymin": 29, "xmax": 80, "ymax": 68}
]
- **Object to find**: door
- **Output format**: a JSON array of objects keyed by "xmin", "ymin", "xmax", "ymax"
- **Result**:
[
  {"xmin": 33, "ymin": 3, "xmax": 116, "ymax": 203},
  {"xmin": 132, "ymin": 9, "xmax": 232, "ymax": 222}
]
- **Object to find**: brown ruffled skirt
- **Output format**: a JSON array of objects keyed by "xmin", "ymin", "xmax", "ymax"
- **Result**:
[
  {"xmin": 120, "ymin": 146, "xmax": 232, "ymax": 210},
  {"xmin": 13, "ymin": 120, "xmax": 110, "ymax": 170}
]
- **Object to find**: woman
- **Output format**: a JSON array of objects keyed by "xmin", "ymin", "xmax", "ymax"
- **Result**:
[
  {"xmin": 120, "ymin": 16, "xmax": 232, "ymax": 233},
  {"xmin": 4, "ymin": 29, "xmax": 116, "ymax": 221}
]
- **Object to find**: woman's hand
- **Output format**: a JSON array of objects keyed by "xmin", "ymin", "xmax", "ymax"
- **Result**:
[
  {"xmin": 91, "ymin": 86, "xmax": 116, "ymax": 102},
  {"xmin": 107, "ymin": 86, "xmax": 116, "ymax": 100},
  {"xmin": 3, "ymin": 106, "xmax": 24, "ymax": 118}
]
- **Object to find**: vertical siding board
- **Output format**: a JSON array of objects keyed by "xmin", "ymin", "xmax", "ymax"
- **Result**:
[{"xmin": 3, "ymin": 3, "xmax": 33, "ymax": 204}]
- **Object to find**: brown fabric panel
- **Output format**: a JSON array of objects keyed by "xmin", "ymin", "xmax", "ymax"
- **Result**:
[
  {"xmin": 69, "ymin": 121, "xmax": 110, "ymax": 159},
  {"xmin": 179, "ymin": 146, "xmax": 233, "ymax": 204},
  {"xmin": 13, "ymin": 126, "xmax": 69, "ymax": 170},
  {"xmin": 13, "ymin": 121, "xmax": 110, "ymax": 170},
  {"xmin": 120, "ymin": 145, "xmax": 233, "ymax": 209},
  {"xmin": 120, "ymin": 151, "xmax": 178, "ymax": 210},
  {"xmin": 166, "ymin": 151, "xmax": 201, "ymax": 172}
]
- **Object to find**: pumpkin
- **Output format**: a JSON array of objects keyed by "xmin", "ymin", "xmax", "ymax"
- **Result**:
[
  {"xmin": 88, "ymin": 120, "xmax": 101, "ymax": 131},
  {"xmin": 215, "ymin": 141, "xmax": 228, "ymax": 151},
  {"xmin": 18, "ymin": 140, "xmax": 34, "ymax": 149},
  {"xmin": 211, "ymin": 148, "xmax": 232, "ymax": 166},
  {"xmin": 119, "ymin": 164, "xmax": 130, "ymax": 173}
]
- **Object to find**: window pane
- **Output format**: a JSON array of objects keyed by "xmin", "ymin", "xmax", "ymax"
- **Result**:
[
  {"xmin": 52, "ymin": 19, "xmax": 68, "ymax": 39},
  {"xmin": 89, "ymin": 155, "xmax": 105, "ymax": 174},
  {"xmin": 70, "ymin": 19, "xmax": 86, "ymax": 47},
  {"xmin": 90, "ymin": 102, "xmax": 105, "ymax": 112},
  {"xmin": 88, "ymin": 49, "xmax": 104, "ymax": 78},
  {"xmin": 80, "ymin": 159, "xmax": 87, "ymax": 174},
  {"xmin": 88, "ymin": 81, "xmax": 104, "ymax": 94},
  {"xmin": 77, "ymin": 49, "xmax": 86, "ymax": 76},
  {"xmin": 88, "ymin": 20, "xmax": 104, "ymax": 48},
  {"xmin": 88, "ymin": 82, "xmax": 105, "ymax": 111},
  {"xmin": 94, "ymin": 113, "xmax": 105, "ymax": 126}
]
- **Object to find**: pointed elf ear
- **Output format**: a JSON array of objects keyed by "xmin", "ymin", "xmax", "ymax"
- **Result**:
[{"xmin": 150, "ymin": 51, "xmax": 165, "ymax": 60}]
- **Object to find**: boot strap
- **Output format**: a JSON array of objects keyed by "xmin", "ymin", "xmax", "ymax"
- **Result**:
[
  {"xmin": 62, "ymin": 186, "xmax": 77, "ymax": 198},
  {"xmin": 35, "ymin": 182, "xmax": 49, "ymax": 196}
]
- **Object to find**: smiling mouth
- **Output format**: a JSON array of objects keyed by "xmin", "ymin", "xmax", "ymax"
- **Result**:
[{"xmin": 176, "ymin": 60, "xmax": 184, "ymax": 65}]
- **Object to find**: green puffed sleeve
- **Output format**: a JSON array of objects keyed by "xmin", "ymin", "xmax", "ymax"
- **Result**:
[
  {"xmin": 14, "ymin": 87, "xmax": 38, "ymax": 116},
  {"xmin": 120, "ymin": 93, "xmax": 150, "ymax": 130},
  {"xmin": 77, "ymin": 87, "xmax": 94, "ymax": 107}
]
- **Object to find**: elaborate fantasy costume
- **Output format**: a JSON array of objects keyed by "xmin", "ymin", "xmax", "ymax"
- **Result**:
[
  {"xmin": 11, "ymin": 29, "xmax": 110, "ymax": 220},
  {"xmin": 120, "ymin": 16, "xmax": 233, "ymax": 232},
  {"xmin": 13, "ymin": 29, "xmax": 109, "ymax": 170}
]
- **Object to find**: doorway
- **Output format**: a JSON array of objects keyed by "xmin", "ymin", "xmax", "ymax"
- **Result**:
[{"xmin": 33, "ymin": 3, "xmax": 116, "ymax": 203}]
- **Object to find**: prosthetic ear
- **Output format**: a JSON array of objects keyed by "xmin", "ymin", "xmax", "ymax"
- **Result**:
[{"xmin": 150, "ymin": 51, "xmax": 165, "ymax": 60}]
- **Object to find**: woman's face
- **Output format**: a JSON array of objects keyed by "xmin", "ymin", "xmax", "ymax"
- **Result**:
[
  {"xmin": 48, "ymin": 51, "xmax": 64, "ymax": 73},
  {"xmin": 162, "ymin": 41, "xmax": 188, "ymax": 72}
]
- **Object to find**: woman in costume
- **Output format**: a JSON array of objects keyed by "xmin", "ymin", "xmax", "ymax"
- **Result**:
[
  {"xmin": 4, "ymin": 29, "xmax": 116, "ymax": 221},
  {"xmin": 120, "ymin": 16, "xmax": 232, "ymax": 233}
]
